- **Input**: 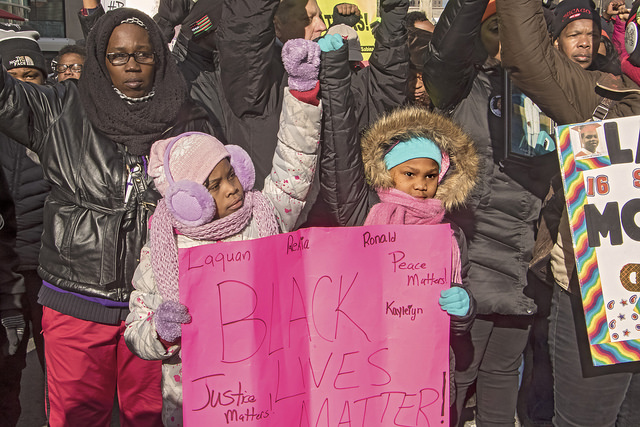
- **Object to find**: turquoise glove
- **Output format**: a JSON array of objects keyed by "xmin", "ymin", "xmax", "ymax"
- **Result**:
[
  {"xmin": 317, "ymin": 33, "xmax": 344, "ymax": 52},
  {"xmin": 439, "ymin": 287, "xmax": 470, "ymax": 317}
]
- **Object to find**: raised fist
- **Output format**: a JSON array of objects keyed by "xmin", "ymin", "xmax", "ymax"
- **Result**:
[{"xmin": 282, "ymin": 38, "xmax": 322, "ymax": 92}]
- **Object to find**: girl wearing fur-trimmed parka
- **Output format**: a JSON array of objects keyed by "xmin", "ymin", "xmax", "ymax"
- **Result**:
[
  {"xmin": 124, "ymin": 39, "xmax": 322, "ymax": 427},
  {"xmin": 335, "ymin": 106, "xmax": 479, "ymax": 333},
  {"xmin": 317, "ymin": 35, "xmax": 478, "ymax": 333},
  {"xmin": 317, "ymin": 35, "xmax": 478, "ymax": 408}
]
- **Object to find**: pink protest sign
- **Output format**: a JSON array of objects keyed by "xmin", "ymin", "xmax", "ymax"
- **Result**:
[{"xmin": 179, "ymin": 224, "xmax": 452, "ymax": 426}]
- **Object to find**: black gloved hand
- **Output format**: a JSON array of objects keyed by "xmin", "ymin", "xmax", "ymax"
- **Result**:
[
  {"xmin": 332, "ymin": 3, "xmax": 361, "ymax": 27},
  {"xmin": 2, "ymin": 311, "xmax": 25, "ymax": 356}
]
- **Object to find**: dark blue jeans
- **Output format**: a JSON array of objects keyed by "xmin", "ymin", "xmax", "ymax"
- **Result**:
[
  {"xmin": 451, "ymin": 314, "xmax": 532, "ymax": 427},
  {"xmin": 549, "ymin": 285, "xmax": 640, "ymax": 427}
]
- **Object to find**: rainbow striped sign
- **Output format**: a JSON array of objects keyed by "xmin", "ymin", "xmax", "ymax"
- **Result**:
[{"xmin": 557, "ymin": 116, "xmax": 640, "ymax": 366}]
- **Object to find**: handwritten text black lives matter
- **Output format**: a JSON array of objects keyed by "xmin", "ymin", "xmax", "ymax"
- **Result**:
[{"xmin": 181, "ymin": 227, "xmax": 450, "ymax": 426}]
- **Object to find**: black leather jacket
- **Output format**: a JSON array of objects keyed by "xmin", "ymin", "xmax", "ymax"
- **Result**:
[{"xmin": 0, "ymin": 68, "xmax": 213, "ymax": 305}]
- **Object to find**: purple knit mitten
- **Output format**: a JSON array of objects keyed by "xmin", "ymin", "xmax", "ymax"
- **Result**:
[
  {"xmin": 281, "ymin": 38, "xmax": 321, "ymax": 92},
  {"xmin": 155, "ymin": 300, "xmax": 192, "ymax": 343}
]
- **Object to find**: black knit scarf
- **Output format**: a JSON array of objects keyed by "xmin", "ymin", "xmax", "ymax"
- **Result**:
[{"xmin": 79, "ymin": 8, "xmax": 188, "ymax": 156}]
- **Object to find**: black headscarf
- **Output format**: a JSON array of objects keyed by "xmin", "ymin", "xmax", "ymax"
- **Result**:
[{"xmin": 79, "ymin": 7, "xmax": 188, "ymax": 156}]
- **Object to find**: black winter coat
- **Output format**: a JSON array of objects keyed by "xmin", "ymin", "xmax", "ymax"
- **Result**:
[
  {"xmin": 423, "ymin": 0, "xmax": 557, "ymax": 315},
  {"xmin": 0, "ymin": 70, "xmax": 214, "ymax": 315},
  {"xmin": 0, "ymin": 166, "xmax": 25, "ymax": 314},
  {"xmin": 0, "ymin": 134, "xmax": 50, "ymax": 271}
]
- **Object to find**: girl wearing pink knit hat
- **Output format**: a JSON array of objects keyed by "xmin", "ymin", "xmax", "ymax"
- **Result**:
[{"xmin": 124, "ymin": 38, "xmax": 322, "ymax": 426}]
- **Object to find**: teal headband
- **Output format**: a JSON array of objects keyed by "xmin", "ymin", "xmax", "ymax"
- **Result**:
[{"xmin": 384, "ymin": 136, "xmax": 442, "ymax": 171}]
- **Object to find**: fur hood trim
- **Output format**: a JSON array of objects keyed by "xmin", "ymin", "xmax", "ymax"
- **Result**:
[{"xmin": 361, "ymin": 106, "xmax": 478, "ymax": 211}]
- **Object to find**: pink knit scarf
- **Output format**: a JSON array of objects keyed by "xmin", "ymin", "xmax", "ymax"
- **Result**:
[
  {"xmin": 151, "ymin": 190, "xmax": 279, "ymax": 302},
  {"xmin": 365, "ymin": 188, "xmax": 462, "ymax": 283}
]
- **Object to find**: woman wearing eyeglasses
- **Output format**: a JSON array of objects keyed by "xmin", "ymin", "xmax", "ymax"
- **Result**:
[{"xmin": 0, "ymin": 8, "xmax": 216, "ymax": 426}]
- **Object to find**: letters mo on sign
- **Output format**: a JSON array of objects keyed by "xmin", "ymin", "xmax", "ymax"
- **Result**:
[
  {"xmin": 556, "ymin": 116, "xmax": 640, "ymax": 365},
  {"xmin": 178, "ymin": 224, "xmax": 452, "ymax": 426}
]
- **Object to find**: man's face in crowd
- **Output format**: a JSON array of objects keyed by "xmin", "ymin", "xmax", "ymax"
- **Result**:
[
  {"xmin": 580, "ymin": 129, "xmax": 599, "ymax": 153},
  {"xmin": 303, "ymin": 0, "xmax": 326, "ymax": 40},
  {"xmin": 8, "ymin": 67, "xmax": 44, "ymax": 85},
  {"xmin": 105, "ymin": 23, "xmax": 155, "ymax": 98},
  {"xmin": 275, "ymin": 0, "xmax": 327, "ymax": 43},
  {"xmin": 57, "ymin": 52, "xmax": 84, "ymax": 82},
  {"xmin": 555, "ymin": 19, "xmax": 600, "ymax": 69},
  {"xmin": 480, "ymin": 15, "xmax": 501, "ymax": 60}
]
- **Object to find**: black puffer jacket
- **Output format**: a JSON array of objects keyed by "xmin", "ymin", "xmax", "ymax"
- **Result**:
[
  {"xmin": 423, "ymin": 0, "xmax": 558, "ymax": 315},
  {"xmin": 0, "ymin": 134, "xmax": 50, "ymax": 271},
  {"xmin": 317, "ymin": 43, "xmax": 378, "ymax": 227},
  {"xmin": 0, "ymin": 71, "xmax": 214, "ymax": 322},
  {"xmin": 0, "ymin": 166, "xmax": 24, "ymax": 315}
]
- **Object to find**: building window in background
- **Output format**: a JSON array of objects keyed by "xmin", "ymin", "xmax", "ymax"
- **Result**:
[
  {"xmin": 27, "ymin": 0, "xmax": 65, "ymax": 38},
  {"xmin": 0, "ymin": 0, "xmax": 30, "ymax": 20}
]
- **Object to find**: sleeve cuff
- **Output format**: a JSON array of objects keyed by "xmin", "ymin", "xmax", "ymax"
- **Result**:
[{"xmin": 289, "ymin": 81, "xmax": 320, "ymax": 106}]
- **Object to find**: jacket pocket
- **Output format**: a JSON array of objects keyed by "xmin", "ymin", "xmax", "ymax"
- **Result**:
[{"xmin": 44, "ymin": 200, "xmax": 125, "ymax": 288}]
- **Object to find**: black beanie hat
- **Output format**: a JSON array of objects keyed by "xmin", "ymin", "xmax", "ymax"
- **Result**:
[
  {"xmin": 552, "ymin": 0, "xmax": 600, "ymax": 40},
  {"xmin": 0, "ymin": 23, "xmax": 47, "ymax": 77}
]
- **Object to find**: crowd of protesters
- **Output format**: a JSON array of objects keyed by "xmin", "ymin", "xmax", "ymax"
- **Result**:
[{"xmin": 1, "ymin": 0, "xmax": 640, "ymax": 425}]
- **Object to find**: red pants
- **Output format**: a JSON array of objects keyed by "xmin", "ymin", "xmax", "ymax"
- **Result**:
[{"xmin": 42, "ymin": 307, "xmax": 162, "ymax": 427}]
